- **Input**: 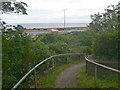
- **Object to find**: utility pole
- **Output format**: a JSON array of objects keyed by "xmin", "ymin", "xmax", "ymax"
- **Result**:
[{"xmin": 63, "ymin": 9, "xmax": 67, "ymax": 30}]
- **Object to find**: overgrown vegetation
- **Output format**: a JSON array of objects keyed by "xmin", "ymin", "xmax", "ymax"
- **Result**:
[
  {"xmin": 37, "ymin": 60, "xmax": 83, "ymax": 88},
  {"xmin": 2, "ymin": 1, "xmax": 120, "ymax": 89},
  {"xmin": 89, "ymin": 2, "xmax": 120, "ymax": 60},
  {"xmin": 2, "ymin": 29, "xmax": 94, "ymax": 88},
  {"xmin": 76, "ymin": 67, "xmax": 119, "ymax": 88},
  {"xmin": 92, "ymin": 30, "xmax": 119, "ymax": 59},
  {"xmin": 75, "ymin": 2, "xmax": 120, "ymax": 88}
]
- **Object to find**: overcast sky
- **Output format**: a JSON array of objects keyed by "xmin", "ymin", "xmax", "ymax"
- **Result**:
[{"xmin": 0, "ymin": 0, "xmax": 119, "ymax": 24}]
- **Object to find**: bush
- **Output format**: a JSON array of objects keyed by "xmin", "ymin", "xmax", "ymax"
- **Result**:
[
  {"xmin": 92, "ymin": 30, "xmax": 119, "ymax": 59},
  {"xmin": 2, "ymin": 31, "xmax": 53, "ymax": 88}
]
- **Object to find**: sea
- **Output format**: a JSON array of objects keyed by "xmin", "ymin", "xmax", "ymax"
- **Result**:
[{"xmin": 15, "ymin": 23, "xmax": 88, "ymax": 29}]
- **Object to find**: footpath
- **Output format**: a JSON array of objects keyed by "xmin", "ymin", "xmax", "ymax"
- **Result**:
[{"xmin": 55, "ymin": 63, "xmax": 85, "ymax": 88}]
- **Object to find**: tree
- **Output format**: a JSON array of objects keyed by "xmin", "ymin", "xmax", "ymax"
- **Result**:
[
  {"xmin": 0, "ymin": 0, "xmax": 28, "ymax": 15},
  {"xmin": 1, "ymin": 0, "xmax": 28, "ymax": 88},
  {"xmin": 88, "ymin": 2, "xmax": 119, "ymax": 32},
  {"xmin": 92, "ymin": 30, "xmax": 119, "ymax": 59},
  {"xmin": 89, "ymin": 2, "xmax": 120, "ymax": 60},
  {"xmin": 0, "ymin": 0, "xmax": 28, "ymax": 32}
]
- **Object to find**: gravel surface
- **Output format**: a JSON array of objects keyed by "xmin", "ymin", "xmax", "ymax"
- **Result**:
[{"xmin": 55, "ymin": 63, "xmax": 85, "ymax": 88}]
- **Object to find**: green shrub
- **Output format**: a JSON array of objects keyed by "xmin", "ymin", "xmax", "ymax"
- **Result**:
[{"xmin": 92, "ymin": 30, "xmax": 119, "ymax": 59}]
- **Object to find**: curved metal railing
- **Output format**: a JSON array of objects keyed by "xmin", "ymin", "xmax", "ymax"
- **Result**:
[
  {"xmin": 85, "ymin": 56, "xmax": 120, "ymax": 87},
  {"xmin": 12, "ymin": 53, "xmax": 85, "ymax": 89},
  {"xmin": 85, "ymin": 56, "xmax": 120, "ymax": 73},
  {"xmin": 12, "ymin": 53, "xmax": 120, "ymax": 89}
]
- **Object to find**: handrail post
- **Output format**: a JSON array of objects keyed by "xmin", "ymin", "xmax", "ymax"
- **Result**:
[
  {"xmin": 79, "ymin": 54, "xmax": 81, "ymax": 60},
  {"xmin": 94, "ymin": 65, "xmax": 97, "ymax": 88},
  {"xmin": 86, "ymin": 60, "xmax": 87, "ymax": 74},
  {"xmin": 34, "ymin": 69, "xmax": 37, "ymax": 88},
  {"xmin": 12, "ymin": 53, "xmax": 120, "ymax": 89},
  {"xmin": 67, "ymin": 55, "xmax": 69, "ymax": 64},
  {"xmin": 52, "ymin": 58, "xmax": 55, "ymax": 69}
]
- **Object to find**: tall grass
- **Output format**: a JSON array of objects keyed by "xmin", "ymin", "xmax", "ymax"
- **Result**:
[{"xmin": 76, "ymin": 67, "xmax": 119, "ymax": 88}]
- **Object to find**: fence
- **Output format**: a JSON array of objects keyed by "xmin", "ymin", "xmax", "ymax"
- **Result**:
[
  {"xmin": 12, "ymin": 53, "xmax": 86, "ymax": 89},
  {"xmin": 85, "ymin": 56, "xmax": 120, "ymax": 87},
  {"xmin": 11, "ymin": 53, "xmax": 120, "ymax": 89}
]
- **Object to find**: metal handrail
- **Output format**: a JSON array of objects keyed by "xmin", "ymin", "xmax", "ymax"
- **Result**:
[
  {"xmin": 12, "ymin": 53, "xmax": 84, "ymax": 89},
  {"xmin": 12, "ymin": 53, "xmax": 120, "ymax": 89},
  {"xmin": 85, "ymin": 56, "xmax": 120, "ymax": 73}
]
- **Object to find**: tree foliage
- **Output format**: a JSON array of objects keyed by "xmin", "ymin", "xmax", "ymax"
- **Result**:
[
  {"xmin": 92, "ymin": 30, "xmax": 119, "ymax": 59},
  {"xmin": 89, "ymin": 2, "xmax": 120, "ymax": 59},
  {"xmin": 2, "ymin": 1, "xmax": 120, "ymax": 88},
  {"xmin": 0, "ymin": 0, "xmax": 28, "ymax": 15},
  {"xmin": 2, "ymin": 30, "xmax": 54, "ymax": 88},
  {"xmin": 89, "ymin": 2, "xmax": 120, "ymax": 32}
]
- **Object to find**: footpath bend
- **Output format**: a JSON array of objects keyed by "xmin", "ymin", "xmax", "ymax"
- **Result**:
[{"xmin": 55, "ymin": 63, "xmax": 85, "ymax": 88}]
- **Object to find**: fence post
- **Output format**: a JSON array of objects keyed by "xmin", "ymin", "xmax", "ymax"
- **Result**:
[
  {"xmin": 79, "ymin": 54, "xmax": 81, "ymax": 60},
  {"xmin": 34, "ymin": 69, "xmax": 37, "ymax": 88},
  {"xmin": 67, "ymin": 55, "xmax": 69, "ymax": 64},
  {"xmin": 94, "ymin": 65, "xmax": 97, "ymax": 88},
  {"xmin": 52, "ymin": 58, "xmax": 55, "ymax": 69},
  {"xmin": 86, "ymin": 60, "xmax": 87, "ymax": 74}
]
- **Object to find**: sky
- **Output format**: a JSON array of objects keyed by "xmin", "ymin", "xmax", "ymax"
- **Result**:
[{"xmin": 0, "ymin": 0, "xmax": 119, "ymax": 24}]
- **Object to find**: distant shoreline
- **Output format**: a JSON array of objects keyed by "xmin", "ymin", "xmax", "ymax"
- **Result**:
[
  {"xmin": 26, "ymin": 26, "xmax": 87, "ymax": 31},
  {"xmin": 18, "ymin": 23, "xmax": 88, "ymax": 29}
]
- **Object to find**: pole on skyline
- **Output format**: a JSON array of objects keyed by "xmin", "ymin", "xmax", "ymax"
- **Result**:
[{"xmin": 63, "ymin": 9, "xmax": 67, "ymax": 30}]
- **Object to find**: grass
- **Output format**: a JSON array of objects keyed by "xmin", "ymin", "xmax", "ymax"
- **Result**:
[
  {"xmin": 36, "ymin": 60, "xmax": 84, "ymax": 88},
  {"xmin": 21, "ymin": 59, "xmax": 119, "ymax": 89},
  {"xmin": 75, "ymin": 66, "xmax": 119, "ymax": 88}
]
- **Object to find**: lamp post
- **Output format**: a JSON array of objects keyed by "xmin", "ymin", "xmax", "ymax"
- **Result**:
[{"xmin": 63, "ymin": 9, "xmax": 67, "ymax": 30}]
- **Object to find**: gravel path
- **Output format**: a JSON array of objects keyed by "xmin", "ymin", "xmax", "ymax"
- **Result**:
[{"xmin": 55, "ymin": 63, "xmax": 85, "ymax": 88}]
